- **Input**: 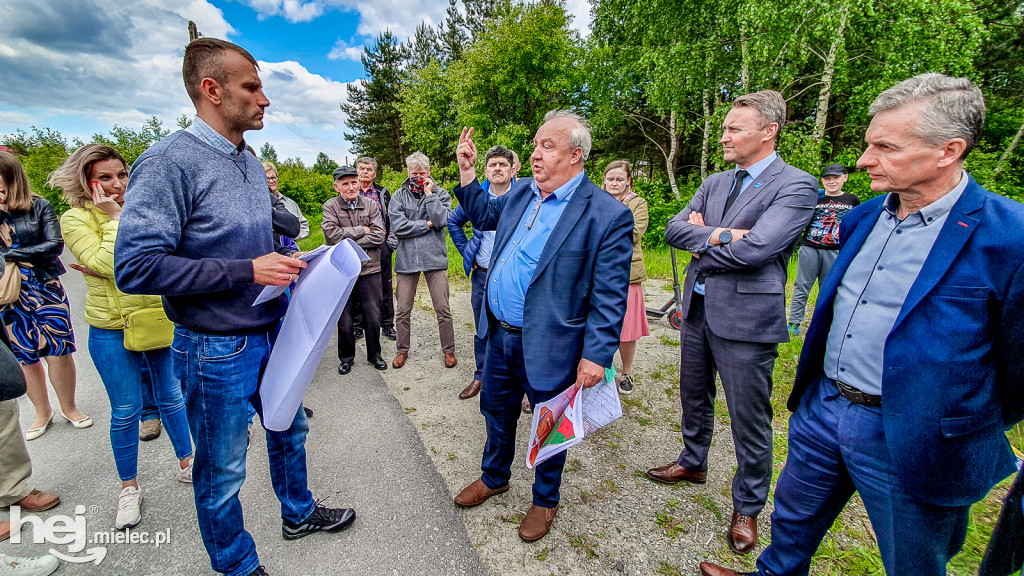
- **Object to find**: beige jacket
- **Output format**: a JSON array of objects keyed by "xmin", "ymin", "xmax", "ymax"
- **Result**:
[
  {"xmin": 322, "ymin": 195, "xmax": 386, "ymax": 275},
  {"xmin": 623, "ymin": 194, "xmax": 649, "ymax": 284}
]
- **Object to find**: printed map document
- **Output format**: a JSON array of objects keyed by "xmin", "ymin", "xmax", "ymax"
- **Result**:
[
  {"xmin": 259, "ymin": 240, "xmax": 366, "ymax": 430},
  {"xmin": 252, "ymin": 244, "xmax": 331, "ymax": 306},
  {"xmin": 526, "ymin": 367, "xmax": 622, "ymax": 469}
]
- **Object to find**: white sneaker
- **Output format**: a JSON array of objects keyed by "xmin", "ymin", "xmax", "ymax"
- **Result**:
[
  {"xmin": 115, "ymin": 486, "xmax": 142, "ymax": 529},
  {"xmin": 176, "ymin": 460, "xmax": 193, "ymax": 484},
  {"xmin": 0, "ymin": 553, "xmax": 60, "ymax": 576}
]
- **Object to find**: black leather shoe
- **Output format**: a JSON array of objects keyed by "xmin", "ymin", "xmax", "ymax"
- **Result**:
[
  {"xmin": 303, "ymin": 407, "xmax": 313, "ymax": 419},
  {"xmin": 338, "ymin": 362, "xmax": 352, "ymax": 375},
  {"xmin": 353, "ymin": 328, "xmax": 364, "ymax": 340},
  {"xmin": 371, "ymin": 357, "xmax": 388, "ymax": 371},
  {"xmin": 382, "ymin": 326, "xmax": 397, "ymax": 341}
]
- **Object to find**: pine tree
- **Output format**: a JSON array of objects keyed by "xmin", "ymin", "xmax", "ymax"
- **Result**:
[
  {"xmin": 259, "ymin": 143, "xmax": 279, "ymax": 164},
  {"xmin": 312, "ymin": 152, "xmax": 339, "ymax": 175},
  {"xmin": 341, "ymin": 30, "xmax": 409, "ymax": 171}
]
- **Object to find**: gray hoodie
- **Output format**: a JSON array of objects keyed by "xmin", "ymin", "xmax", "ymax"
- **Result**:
[{"xmin": 388, "ymin": 178, "xmax": 452, "ymax": 273}]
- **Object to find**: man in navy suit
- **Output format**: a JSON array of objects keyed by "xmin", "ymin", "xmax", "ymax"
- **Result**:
[
  {"xmin": 699, "ymin": 74, "xmax": 1024, "ymax": 576},
  {"xmin": 450, "ymin": 111, "xmax": 633, "ymax": 542},
  {"xmin": 447, "ymin": 145, "xmax": 517, "ymax": 401}
]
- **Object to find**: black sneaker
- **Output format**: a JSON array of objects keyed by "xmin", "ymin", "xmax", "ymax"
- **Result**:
[
  {"xmin": 382, "ymin": 326, "xmax": 397, "ymax": 341},
  {"xmin": 249, "ymin": 567, "xmax": 269, "ymax": 576},
  {"xmin": 354, "ymin": 328, "xmax": 364, "ymax": 340},
  {"xmin": 303, "ymin": 406, "xmax": 313, "ymax": 419},
  {"xmin": 618, "ymin": 374, "xmax": 635, "ymax": 395},
  {"xmin": 282, "ymin": 504, "xmax": 356, "ymax": 540}
]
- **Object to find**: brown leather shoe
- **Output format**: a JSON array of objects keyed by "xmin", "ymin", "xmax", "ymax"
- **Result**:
[
  {"xmin": 139, "ymin": 418, "xmax": 162, "ymax": 441},
  {"xmin": 11, "ymin": 489, "xmax": 60, "ymax": 512},
  {"xmin": 454, "ymin": 478, "xmax": 509, "ymax": 508},
  {"xmin": 699, "ymin": 561, "xmax": 747, "ymax": 576},
  {"xmin": 459, "ymin": 380, "xmax": 482, "ymax": 400},
  {"xmin": 728, "ymin": 510, "xmax": 758, "ymax": 554},
  {"xmin": 521, "ymin": 394, "xmax": 532, "ymax": 414},
  {"xmin": 519, "ymin": 504, "xmax": 558, "ymax": 541},
  {"xmin": 444, "ymin": 353, "xmax": 457, "ymax": 368},
  {"xmin": 645, "ymin": 462, "xmax": 707, "ymax": 485},
  {"xmin": 392, "ymin": 353, "xmax": 408, "ymax": 369}
]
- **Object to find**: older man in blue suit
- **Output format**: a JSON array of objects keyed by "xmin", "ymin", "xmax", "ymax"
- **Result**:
[
  {"xmin": 451, "ymin": 111, "xmax": 633, "ymax": 542},
  {"xmin": 699, "ymin": 74, "xmax": 1024, "ymax": 576}
]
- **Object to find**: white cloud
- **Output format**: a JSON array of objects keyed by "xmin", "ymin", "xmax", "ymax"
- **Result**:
[
  {"xmin": 0, "ymin": 0, "xmax": 355, "ymax": 164},
  {"xmin": 327, "ymin": 39, "xmax": 363, "ymax": 61},
  {"xmin": 0, "ymin": 111, "xmax": 33, "ymax": 124},
  {"xmin": 563, "ymin": 0, "xmax": 592, "ymax": 36},
  {"xmin": 240, "ymin": 0, "xmax": 326, "ymax": 23},
  {"xmin": 241, "ymin": 0, "xmax": 447, "ymax": 40}
]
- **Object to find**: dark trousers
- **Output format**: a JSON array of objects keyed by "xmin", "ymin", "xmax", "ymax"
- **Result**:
[
  {"xmin": 470, "ymin": 267, "xmax": 488, "ymax": 380},
  {"xmin": 480, "ymin": 323, "xmax": 566, "ymax": 508},
  {"xmin": 755, "ymin": 375, "xmax": 971, "ymax": 576},
  {"xmin": 353, "ymin": 248, "xmax": 395, "ymax": 330},
  {"xmin": 338, "ymin": 273, "xmax": 383, "ymax": 363},
  {"xmin": 677, "ymin": 294, "xmax": 778, "ymax": 516}
]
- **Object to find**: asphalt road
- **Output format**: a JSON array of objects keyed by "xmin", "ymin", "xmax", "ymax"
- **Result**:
[{"xmin": 4, "ymin": 260, "xmax": 487, "ymax": 576}]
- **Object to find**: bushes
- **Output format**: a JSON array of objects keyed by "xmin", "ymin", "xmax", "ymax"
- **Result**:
[{"xmin": 633, "ymin": 179, "xmax": 691, "ymax": 250}]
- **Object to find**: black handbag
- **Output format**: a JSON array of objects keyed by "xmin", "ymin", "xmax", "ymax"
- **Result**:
[{"xmin": 0, "ymin": 336, "xmax": 26, "ymax": 402}]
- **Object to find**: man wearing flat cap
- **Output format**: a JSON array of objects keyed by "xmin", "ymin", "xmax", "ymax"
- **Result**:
[
  {"xmin": 323, "ymin": 165, "xmax": 388, "ymax": 374},
  {"xmin": 787, "ymin": 163, "xmax": 860, "ymax": 335}
]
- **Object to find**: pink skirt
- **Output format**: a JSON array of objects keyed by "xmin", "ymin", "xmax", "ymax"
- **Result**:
[{"xmin": 620, "ymin": 283, "xmax": 651, "ymax": 342}]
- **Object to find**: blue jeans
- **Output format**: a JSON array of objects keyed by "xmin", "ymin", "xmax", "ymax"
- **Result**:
[
  {"xmin": 171, "ymin": 327, "xmax": 315, "ymax": 576},
  {"xmin": 480, "ymin": 323, "xmax": 567, "ymax": 508},
  {"xmin": 88, "ymin": 327, "xmax": 193, "ymax": 482},
  {"xmin": 470, "ymin": 268, "xmax": 488, "ymax": 380},
  {"xmin": 140, "ymin": 364, "xmax": 159, "ymax": 422},
  {"xmin": 755, "ymin": 375, "xmax": 971, "ymax": 576}
]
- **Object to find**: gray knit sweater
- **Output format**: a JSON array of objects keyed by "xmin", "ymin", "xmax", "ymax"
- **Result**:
[{"xmin": 388, "ymin": 178, "xmax": 452, "ymax": 273}]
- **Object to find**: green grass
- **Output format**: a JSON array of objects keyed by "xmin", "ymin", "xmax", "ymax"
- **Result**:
[{"xmin": 298, "ymin": 221, "xmax": 1023, "ymax": 575}]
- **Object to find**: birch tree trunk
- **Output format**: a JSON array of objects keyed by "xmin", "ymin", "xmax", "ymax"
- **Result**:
[
  {"xmin": 992, "ymin": 118, "xmax": 1024, "ymax": 182},
  {"xmin": 740, "ymin": 18, "xmax": 750, "ymax": 93},
  {"xmin": 701, "ymin": 86, "xmax": 712, "ymax": 180},
  {"xmin": 812, "ymin": 3, "xmax": 850, "ymax": 145},
  {"xmin": 666, "ymin": 110, "xmax": 680, "ymax": 197}
]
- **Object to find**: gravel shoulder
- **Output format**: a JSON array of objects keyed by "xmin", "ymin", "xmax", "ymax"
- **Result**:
[{"xmin": 382, "ymin": 277, "xmax": 770, "ymax": 575}]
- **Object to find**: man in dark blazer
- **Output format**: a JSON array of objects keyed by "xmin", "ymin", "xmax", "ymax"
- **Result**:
[
  {"xmin": 451, "ymin": 112, "xmax": 633, "ymax": 542},
  {"xmin": 699, "ymin": 74, "xmax": 1024, "ymax": 576},
  {"xmin": 647, "ymin": 90, "xmax": 818, "ymax": 553}
]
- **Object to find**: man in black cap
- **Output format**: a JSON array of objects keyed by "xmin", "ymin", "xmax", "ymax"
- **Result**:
[
  {"xmin": 322, "ymin": 165, "xmax": 388, "ymax": 374},
  {"xmin": 787, "ymin": 163, "xmax": 860, "ymax": 335}
]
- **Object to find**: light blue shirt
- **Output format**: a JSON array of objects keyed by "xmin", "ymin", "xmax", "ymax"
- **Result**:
[
  {"xmin": 824, "ymin": 171, "xmax": 968, "ymax": 395},
  {"xmin": 185, "ymin": 116, "xmax": 247, "ymax": 156},
  {"xmin": 488, "ymin": 171, "xmax": 586, "ymax": 326},
  {"xmin": 695, "ymin": 152, "xmax": 779, "ymax": 295}
]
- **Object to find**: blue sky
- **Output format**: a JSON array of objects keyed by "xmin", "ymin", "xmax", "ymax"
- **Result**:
[{"xmin": 0, "ymin": 0, "xmax": 590, "ymax": 164}]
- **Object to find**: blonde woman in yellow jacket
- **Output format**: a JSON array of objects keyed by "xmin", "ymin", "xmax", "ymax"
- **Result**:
[{"xmin": 51, "ymin": 144, "xmax": 193, "ymax": 530}]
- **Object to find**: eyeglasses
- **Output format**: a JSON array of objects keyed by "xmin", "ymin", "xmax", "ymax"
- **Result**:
[{"xmin": 266, "ymin": 176, "xmax": 279, "ymax": 181}]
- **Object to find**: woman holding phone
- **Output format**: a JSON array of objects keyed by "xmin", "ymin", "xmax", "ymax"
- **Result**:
[
  {"xmin": 51, "ymin": 144, "xmax": 193, "ymax": 530},
  {"xmin": 0, "ymin": 151, "xmax": 89, "ymax": 440}
]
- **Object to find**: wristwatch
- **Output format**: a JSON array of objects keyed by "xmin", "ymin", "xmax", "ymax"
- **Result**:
[{"xmin": 719, "ymin": 229, "xmax": 733, "ymax": 245}]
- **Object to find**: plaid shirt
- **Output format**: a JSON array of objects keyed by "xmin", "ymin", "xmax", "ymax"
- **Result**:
[{"xmin": 359, "ymin": 185, "xmax": 384, "ymax": 213}]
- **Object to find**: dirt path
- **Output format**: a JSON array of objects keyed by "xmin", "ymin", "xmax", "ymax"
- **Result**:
[{"xmin": 379, "ymin": 277, "xmax": 763, "ymax": 575}]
